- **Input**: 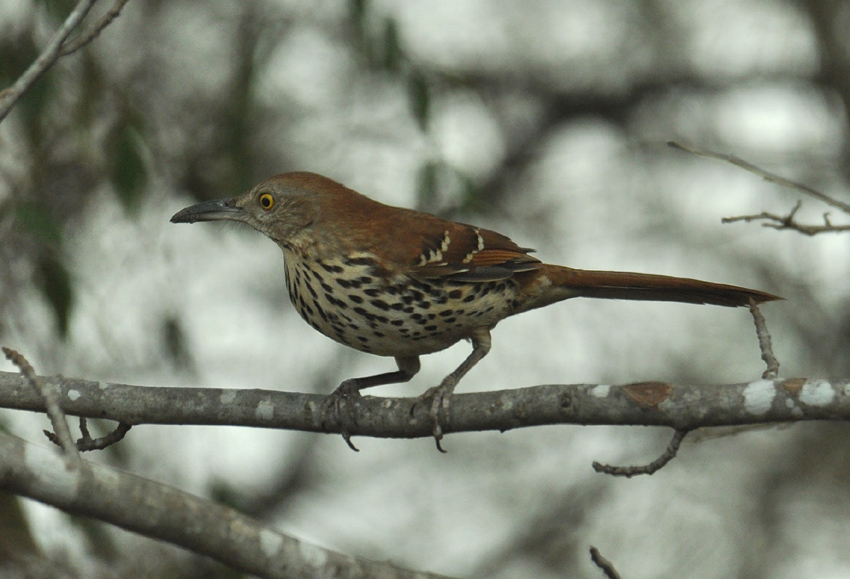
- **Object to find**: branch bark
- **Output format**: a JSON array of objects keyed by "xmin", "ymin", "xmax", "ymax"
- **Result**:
[
  {"xmin": 1, "ymin": 372, "xmax": 847, "ymax": 440},
  {"xmin": 0, "ymin": 430, "xmax": 451, "ymax": 579}
]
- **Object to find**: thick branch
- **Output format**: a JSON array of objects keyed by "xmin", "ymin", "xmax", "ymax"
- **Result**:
[
  {"xmin": 1, "ymin": 372, "xmax": 847, "ymax": 439},
  {"xmin": 0, "ymin": 431, "xmax": 450, "ymax": 579}
]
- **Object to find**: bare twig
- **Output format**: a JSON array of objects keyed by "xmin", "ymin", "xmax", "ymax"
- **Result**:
[
  {"xmin": 44, "ymin": 418, "xmax": 132, "ymax": 452},
  {"xmin": 668, "ymin": 141, "xmax": 850, "ymax": 214},
  {"xmin": 748, "ymin": 299, "xmax": 780, "ymax": 379},
  {"xmin": 593, "ymin": 429, "xmax": 688, "ymax": 477},
  {"xmin": 0, "ymin": 0, "xmax": 108, "ymax": 123},
  {"xmin": 590, "ymin": 546, "xmax": 622, "ymax": 579},
  {"xmin": 58, "ymin": 0, "xmax": 131, "ymax": 56},
  {"xmin": 722, "ymin": 201, "xmax": 850, "ymax": 236},
  {"xmin": 2, "ymin": 348, "xmax": 81, "ymax": 468},
  {"xmin": 77, "ymin": 419, "xmax": 132, "ymax": 451}
]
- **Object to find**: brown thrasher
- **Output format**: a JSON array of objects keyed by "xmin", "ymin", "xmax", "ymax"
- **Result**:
[{"xmin": 171, "ymin": 172, "xmax": 780, "ymax": 450}]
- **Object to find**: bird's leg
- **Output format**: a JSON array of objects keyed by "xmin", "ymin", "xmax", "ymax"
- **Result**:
[
  {"xmin": 325, "ymin": 355, "xmax": 420, "ymax": 451},
  {"xmin": 419, "ymin": 329, "xmax": 491, "ymax": 452}
]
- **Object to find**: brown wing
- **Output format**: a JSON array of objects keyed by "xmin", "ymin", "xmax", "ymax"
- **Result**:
[
  {"xmin": 410, "ymin": 220, "xmax": 542, "ymax": 282},
  {"xmin": 320, "ymin": 185, "xmax": 541, "ymax": 281}
]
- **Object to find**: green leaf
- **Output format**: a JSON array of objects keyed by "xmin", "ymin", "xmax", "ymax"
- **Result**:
[
  {"xmin": 14, "ymin": 202, "xmax": 62, "ymax": 246},
  {"xmin": 457, "ymin": 172, "xmax": 485, "ymax": 214},
  {"xmin": 209, "ymin": 477, "xmax": 243, "ymax": 509},
  {"xmin": 162, "ymin": 315, "xmax": 194, "ymax": 372},
  {"xmin": 109, "ymin": 124, "xmax": 147, "ymax": 212},
  {"xmin": 349, "ymin": 0, "xmax": 368, "ymax": 27},
  {"xmin": 0, "ymin": 33, "xmax": 50, "ymax": 146},
  {"xmin": 416, "ymin": 160, "xmax": 439, "ymax": 210},
  {"xmin": 383, "ymin": 17, "xmax": 402, "ymax": 71},
  {"xmin": 35, "ymin": 0, "xmax": 74, "ymax": 23},
  {"xmin": 37, "ymin": 254, "xmax": 73, "ymax": 339},
  {"xmin": 408, "ymin": 71, "xmax": 430, "ymax": 131}
]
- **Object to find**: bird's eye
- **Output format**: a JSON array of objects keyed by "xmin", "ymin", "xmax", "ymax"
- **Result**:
[{"xmin": 259, "ymin": 193, "xmax": 274, "ymax": 210}]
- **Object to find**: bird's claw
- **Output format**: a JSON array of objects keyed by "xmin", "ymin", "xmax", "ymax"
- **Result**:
[
  {"xmin": 418, "ymin": 376, "xmax": 457, "ymax": 453},
  {"xmin": 322, "ymin": 380, "xmax": 361, "ymax": 451}
]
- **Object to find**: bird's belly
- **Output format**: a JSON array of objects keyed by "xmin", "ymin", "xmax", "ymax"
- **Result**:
[{"xmin": 283, "ymin": 255, "xmax": 514, "ymax": 357}]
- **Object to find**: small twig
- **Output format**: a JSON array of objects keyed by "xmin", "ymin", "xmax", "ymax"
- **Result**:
[
  {"xmin": 78, "ymin": 419, "xmax": 131, "ymax": 451},
  {"xmin": 0, "ymin": 0, "xmax": 99, "ymax": 122},
  {"xmin": 590, "ymin": 546, "xmax": 622, "ymax": 579},
  {"xmin": 44, "ymin": 418, "xmax": 132, "ymax": 452},
  {"xmin": 2, "ymin": 347, "xmax": 81, "ymax": 468},
  {"xmin": 723, "ymin": 199, "xmax": 850, "ymax": 236},
  {"xmin": 593, "ymin": 429, "xmax": 688, "ymax": 477},
  {"xmin": 669, "ymin": 141, "xmax": 850, "ymax": 215},
  {"xmin": 58, "ymin": 0, "xmax": 132, "ymax": 56},
  {"xmin": 79, "ymin": 415, "xmax": 92, "ymax": 439},
  {"xmin": 748, "ymin": 298, "xmax": 780, "ymax": 379}
]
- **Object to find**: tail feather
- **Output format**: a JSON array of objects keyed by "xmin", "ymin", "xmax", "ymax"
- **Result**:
[{"xmin": 522, "ymin": 265, "xmax": 781, "ymax": 311}]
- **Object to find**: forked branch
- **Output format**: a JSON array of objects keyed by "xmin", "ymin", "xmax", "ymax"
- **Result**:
[{"xmin": 0, "ymin": 0, "xmax": 131, "ymax": 122}]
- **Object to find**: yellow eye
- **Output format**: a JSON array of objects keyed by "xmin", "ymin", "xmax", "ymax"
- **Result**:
[{"xmin": 259, "ymin": 193, "xmax": 274, "ymax": 210}]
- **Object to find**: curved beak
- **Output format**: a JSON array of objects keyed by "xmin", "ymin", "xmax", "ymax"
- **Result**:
[{"xmin": 170, "ymin": 198, "xmax": 243, "ymax": 224}]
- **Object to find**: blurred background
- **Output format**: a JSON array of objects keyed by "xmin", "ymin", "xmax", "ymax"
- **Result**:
[{"xmin": 1, "ymin": 0, "xmax": 850, "ymax": 577}]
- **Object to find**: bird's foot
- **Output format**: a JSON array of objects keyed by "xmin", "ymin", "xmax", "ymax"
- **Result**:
[
  {"xmin": 322, "ymin": 379, "xmax": 362, "ymax": 451},
  {"xmin": 417, "ymin": 375, "xmax": 458, "ymax": 453}
]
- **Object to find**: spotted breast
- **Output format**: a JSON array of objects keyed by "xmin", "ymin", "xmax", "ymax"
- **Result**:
[{"xmin": 282, "ymin": 248, "xmax": 517, "ymax": 357}]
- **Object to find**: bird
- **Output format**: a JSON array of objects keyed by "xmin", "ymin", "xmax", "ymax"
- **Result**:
[{"xmin": 171, "ymin": 172, "xmax": 781, "ymax": 450}]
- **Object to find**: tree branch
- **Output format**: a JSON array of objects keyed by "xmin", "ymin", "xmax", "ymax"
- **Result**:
[
  {"xmin": 0, "ymin": 431, "xmax": 451, "ymax": 579},
  {"xmin": 1, "ymin": 372, "xmax": 848, "ymax": 441},
  {"xmin": 589, "ymin": 546, "xmax": 622, "ymax": 579},
  {"xmin": 668, "ymin": 141, "xmax": 850, "ymax": 215},
  {"xmin": 721, "ymin": 203, "xmax": 850, "ymax": 236},
  {"xmin": 57, "ymin": 0, "xmax": 131, "ymax": 57},
  {"xmin": 0, "ymin": 0, "xmax": 125, "ymax": 123}
]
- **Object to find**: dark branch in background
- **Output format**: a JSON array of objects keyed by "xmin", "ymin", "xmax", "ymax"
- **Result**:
[
  {"xmin": 465, "ymin": 76, "xmax": 806, "ymax": 214},
  {"xmin": 2, "ymin": 348, "xmax": 80, "ymax": 468},
  {"xmin": 0, "ymin": 0, "xmax": 131, "ymax": 123},
  {"xmin": 0, "ymin": 431, "xmax": 452, "ymax": 579},
  {"xmin": 590, "ymin": 546, "xmax": 622, "ymax": 579},
  {"xmin": 668, "ymin": 141, "xmax": 850, "ymax": 235},
  {"xmin": 470, "ymin": 482, "xmax": 607, "ymax": 578},
  {"xmin": 804, "ymin": 0, "xmax": 850, "ymax": 177}
]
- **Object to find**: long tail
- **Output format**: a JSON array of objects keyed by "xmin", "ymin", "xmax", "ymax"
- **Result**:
[{"xmin": 516, "ymin": 264, "xmax": 781, "ymax": 313}]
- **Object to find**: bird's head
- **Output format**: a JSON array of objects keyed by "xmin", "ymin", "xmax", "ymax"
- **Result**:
[{"xmin": 170, "ymin": 172, "xmax": 340, "ymax": 246}]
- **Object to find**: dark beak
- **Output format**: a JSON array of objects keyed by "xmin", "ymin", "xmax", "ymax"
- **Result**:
[{"xmin": 170, "ymin": 198, "xmax": 243, "ymax": 224}]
